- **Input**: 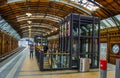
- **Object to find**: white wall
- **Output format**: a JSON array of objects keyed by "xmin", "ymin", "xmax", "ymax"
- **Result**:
[
  {"xmin": 18, "ymin": 38, "xmax": 34, "ymax": 47},
  {"xmin": 100, "ymin": 43, "xmax": 107, "ymax": 60},
  {"xmin": 18, "ymin": 40, "xmax": 28, "ymax": 47}
]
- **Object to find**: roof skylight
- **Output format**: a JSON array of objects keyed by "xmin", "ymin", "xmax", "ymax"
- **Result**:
[
  {"xmin": 0, "ymin": 16, "xmax": 21, "ymax": 40},
  {"xmin": 71, "ymin": 0, "xmax": 100, "ymax": 11},
  {"xmin": 100, "ymin": 14, "xmax": 120, "ymax": 29}
]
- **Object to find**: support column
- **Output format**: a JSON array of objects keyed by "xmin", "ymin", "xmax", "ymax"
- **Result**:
[
  {"xmin": 115, "ymin": 59, "xmax": 120, "ymax": 78},
  {"xmin": 100, "ymin": 60, "xmax": 107, "ymax": 78}
]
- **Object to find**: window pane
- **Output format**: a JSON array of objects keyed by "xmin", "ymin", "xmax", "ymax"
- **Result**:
[
  {"xmin": 71, "ymin": 0, "xmax": 100, "ymax": 11},
  {"xmin": 115, "ymin": 14, "xmax": 120, "ymax": 21},
  {"xmin": 0, "ymin": 16, "xmax": 20, "ymax": 39},
  {"xmin": 106, "ymin": 18, "xmax": 116, "ymax": 27},
  {"xmin": 101, "ymin": 20, "xmax": 112, "ymax": 27}
]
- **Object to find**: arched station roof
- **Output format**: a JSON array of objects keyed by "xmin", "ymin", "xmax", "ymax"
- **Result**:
[{"xmin": 0, "ymin": 0, "xmax": 120, "ymax": 39}]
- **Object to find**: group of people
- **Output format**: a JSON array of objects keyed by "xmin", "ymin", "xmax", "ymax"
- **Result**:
[{"xmin": 29, "ymin": 44, "xmax": 48, "ymax": 58}]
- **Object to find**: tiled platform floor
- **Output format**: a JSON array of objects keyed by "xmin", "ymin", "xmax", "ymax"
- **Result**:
[{"xmin": 17, "ymin": 51, "xmax": 115, "ymax": 78}]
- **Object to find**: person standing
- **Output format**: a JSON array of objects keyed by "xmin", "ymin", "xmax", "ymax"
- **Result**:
[
  {"xmin": 43, "ymin": 45, "xmax": 48, "ymax": 56},
  {"xmin": 30, "ymin": 44, "xmax": 34, "ymax": 58}
]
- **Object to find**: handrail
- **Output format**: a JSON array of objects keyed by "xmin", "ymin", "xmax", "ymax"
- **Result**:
[
  {"xmin": 44, "ymin": 53, "xmax": 70, "ymax": 55},
  {"xmin": 47, "ymin": 53, "xmax": 69, "ymax": 69}
]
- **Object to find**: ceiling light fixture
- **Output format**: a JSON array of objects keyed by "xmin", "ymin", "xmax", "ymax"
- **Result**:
[
  {"xmin": 28, "ymin": 26, "xmax": 31, "ymax": 28},
  {"xmin": 55, "ymin": 28, "xmax": 58, "ymax": 30},
  {"xmin": 26, "ymin": 13, "xmax": 32, "ymax": 17},
  {"xmin": 27, "ymin": 20, "xmax": 32, "ymax": 24}
]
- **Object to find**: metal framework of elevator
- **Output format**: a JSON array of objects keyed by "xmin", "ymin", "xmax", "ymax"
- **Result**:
[{"xmin": 35, "ymin": 13, "xmax": 100, "ymax": 71}]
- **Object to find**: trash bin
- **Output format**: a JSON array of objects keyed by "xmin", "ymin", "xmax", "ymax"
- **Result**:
[{"xmin": 79, "ymin": 58, "xmax": 90, "ymax": 72}]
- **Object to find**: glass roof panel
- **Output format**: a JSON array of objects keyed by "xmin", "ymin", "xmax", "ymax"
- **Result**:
[
  {"xmin": 20, "ymin": 24, "xmax": 55, "ymax": 29},
  {"xmin": 101, "ymin": 20, "xmax": 112, "ymax": 27},
  {"xmin": 20, "ymin": 25, "xmax": 53, "ymax": 29},
  {"xmin": 22, "ymin": 29, "xmax": 46, "ymax": 33},
  {"xmin": 23, "ymin": 32, "xmax": 43, "ymax": 34},
  {"xmin": 7, "ymin": 0, "xmax": 92, "ymax": 14},
  {"xmin": 100, "ymin": 22, "xmax": 107, "ymax": 29},
  {"xmin": 7, "ymin": 0, "xmax": 23, "ymax": 3},
  {"xmin": 100, "ymin": 14, "xmax": 120, "ymax": 29},
  {"xmin": 115, "ymin": 14, "xmax": 120, "ymax": 21},
  {"xmin": 100, "ymin": 26, "xmax": 104, "ymax": 29},
  {"xmin": 5, "ymin": 1, "xmax": 120, "ymax": 33},
  {"xmin": 70, "ymin": 0, "xmax": 100, "ymax": 11},
  {"xmin": 0, "ymin": 16, "xmax": 21, "ymax": 40},
  {"xmin": 0, "ymin": 19, "xmax": 5, "ymax": 24},
  {"xmin": 1, "ymin": 23, "xmax": 8, "ymax": 30},
  {"xmin": 106, "ymin": 18, "xmax": 116, "ymax": 27},
  {"xmin": 17, "ymin": 13, "xmax": 63, "ymax": 23}
]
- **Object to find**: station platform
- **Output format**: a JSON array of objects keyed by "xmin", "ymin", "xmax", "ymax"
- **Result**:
[{"xmin": 0, "ymin": 47, "xmax": 115, "ymax": 78}]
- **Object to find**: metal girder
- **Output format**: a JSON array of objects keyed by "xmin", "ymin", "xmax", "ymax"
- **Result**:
[
  {"xmin": 105, "ymin": 19, "xmax": 113, "ymax": 27},
  {"xmin": 90, "ymin": 0, "xmax": 115, "ymax": 16},
  {"xmin": 43, "ymin": 1, "xmax": 54, "ymax": 18},
  {"xmin": 105, "ymin": 1, "xmax": 120, "ymax": 13},
  {"xmin": 0, "ymin": 0, "xmax": 93, "ymax": 38},
  {"xmin": 5, "ymin": 0, "xmax": 90, "ymax": 16},
  {"xmin": 22, "ymin": 32, "xmax": 44, "ymax": 37},
  {"xmin": 93, "ymin": 10, "xmax": 105, "ymax": 19},
  {"xmin": 22, "ymin": 6, "xmax": 68, "ymax": 15},
  {"xmin": 0, "ymin": 17, "xmax": 21, "ymax": 39},
  {"xmin": 110, "ymin": 17, "xmax": 119, "ymax": 26},
  {"xmin": 36, "ymin": 0, "xmax": 41, "ymax": 13},
  {"xmin": 0, "ymin": 21, "xmax": 7, "ymax": 29},
  {"xmin": 110, "ymin": 17, "xmax": 120, "ymax": 30},
  {"xmin": 114, "ymin": 16, "xmax": 120, "ymax": 25},
  {"xmin": 0, "ymin": 0, "xmax": 7, "ymax": 5},
  {"xmin": 53, "ymin": 0, "xmax": 91, "ymax": 15},
  {"xmin": 22, "ymin": 32, "xmax": 43, "ymax": 35},
  {"xmin": 21, "ymin": 27, "xmax": 51, "ymax": 31},
  {"xmin": 17, "ymin": 17, "xmax": 60, "ymax": 23},
  {"xmin": 20, "ymin": 26, "xmax": 52, "ymax": 30},
  {"xmin": 88, "ymin": 0, "xmax": 102, "ymax": 7},
  {"xmin": 0, "ymin": 6, "xmax": 68, "ymax": 19},
  {"xmin": 22, "ymin": 34, "xmax": 42, "ymax": 38},
  {"xmin": 19, "ymin": 19, "xmax": 59, "ymax": 27},
  {"xmin": 88, "ymin": 0, "xmax": 110, "ymax": 17},
  {"xmin": 39, "ymin": 2, "xmax": 54, "ymax": 27},
  {"xmin": 21, "ymin": 29, "xmax": 46, "ymax": 33},
  {"xmin": 20, "ymin": 23, "xmax": 56, "ymax": 28},
  {"xmin": 16, "ymin": 13, "xmax": 63, "ymax": 21},
  {"xmin": 89, "ymin": 0, "xmax": 120, "ymax": 31},
  {"xmin": 54, "ymin": 2, "xmax": 66, "ymax": 18},
  {"xmin": 100, "ymin": 21, "xmax": 108, "ymax": 29},
  {"xmin": 114, "ymin": 0, "xmax": 120, "ymax": 8}
]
